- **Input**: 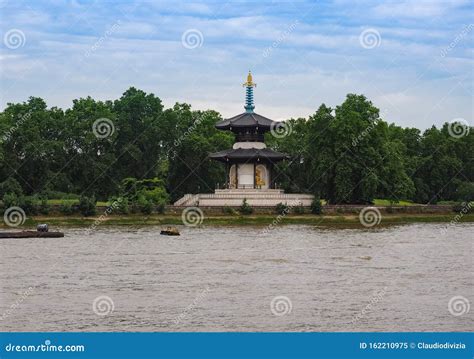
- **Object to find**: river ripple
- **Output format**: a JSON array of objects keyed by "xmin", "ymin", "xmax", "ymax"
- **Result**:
[{"xmin": 0, "ymin": 223, "xmax": 472, "ymax": 331}]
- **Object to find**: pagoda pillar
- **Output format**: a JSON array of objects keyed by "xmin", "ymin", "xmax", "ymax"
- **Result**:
[
  {"xmin": 253, "ymin": 163, "xmax": 256, "ymax": 189},
  {"xmin": 269, "ymin": 163, "xmax": 273, "ymax": 189},
  {"xmin": 225, "ymin": 162, "xmax": 229, "ymax": 189},
  {"xmin": 235, "ymin": 163, "xmax": 239, "ymax": 188}
]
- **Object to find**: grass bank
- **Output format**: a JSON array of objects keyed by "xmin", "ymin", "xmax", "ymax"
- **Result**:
[{"xmin": 4, "ymin": 212, "xmax": 473, "ymax": 228}]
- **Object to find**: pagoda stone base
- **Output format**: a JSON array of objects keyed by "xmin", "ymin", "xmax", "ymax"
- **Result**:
[{"xmin": 174, "ymin": 189, "xmax": 314, "ymax": 207}]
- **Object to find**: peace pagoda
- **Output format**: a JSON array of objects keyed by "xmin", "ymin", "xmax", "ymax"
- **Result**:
[{"xmin": 174, "ymin": 72, "xmax": 313, "ymax": 207}]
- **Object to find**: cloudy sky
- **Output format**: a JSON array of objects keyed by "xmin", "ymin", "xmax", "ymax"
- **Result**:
[{"xmin": 0, "ymin": 0, "xmax": 472, "ymax": 129}]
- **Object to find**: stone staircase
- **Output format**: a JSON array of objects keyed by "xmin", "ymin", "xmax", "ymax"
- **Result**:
[
  {"xmin": 173, "ymin": 194, "xmax": 200, "ymax": 207},
  {"xmin": 173, "ymin": 189, "xmax": 313, "ymax": 207}
]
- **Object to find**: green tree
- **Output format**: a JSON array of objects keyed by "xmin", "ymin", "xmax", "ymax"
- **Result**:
[{"xmin": 166, "ymin": 108, "xmax": 232, "ymax": 201}]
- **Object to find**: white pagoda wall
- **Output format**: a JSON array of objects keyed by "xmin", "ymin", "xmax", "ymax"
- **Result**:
[{"xmin": 237, "ymin": 164, "xmax": 254, "ymax": 188}]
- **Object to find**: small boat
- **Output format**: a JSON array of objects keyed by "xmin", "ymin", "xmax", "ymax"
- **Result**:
[
  {"xmin": 160, "ymin": 226, "xmax": 180, "ymax": 236},
  {"xmin": 0, "ymin": 231, "xmax": 64, "ymax": 238}
]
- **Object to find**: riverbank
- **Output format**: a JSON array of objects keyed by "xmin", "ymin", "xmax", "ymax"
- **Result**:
[{"xmin": 3, "ymin": 212, "xmax": 474, "ymax": 228}]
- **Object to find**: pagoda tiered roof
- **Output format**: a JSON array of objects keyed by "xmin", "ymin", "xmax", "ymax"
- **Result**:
[
  {"xmin": 215, "ymin": 112, "xmax": 278, "ymax": 131},
  {"xmin": 209, "ymin": 148, "xmax": 288, "ymax": 163}
]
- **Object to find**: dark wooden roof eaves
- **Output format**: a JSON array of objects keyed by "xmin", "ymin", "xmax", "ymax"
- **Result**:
[
  {"xmin": 215, "ymin": 112, "xmax": 277, "ymax": 130},
  {"xmin": 209, "ymin": 148, "xmax": 289, "ymax": 162}
]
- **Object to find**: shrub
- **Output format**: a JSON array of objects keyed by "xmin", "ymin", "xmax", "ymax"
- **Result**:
[
  {"xmin": 142, "ymin": 187, "xmax": 169, "ymax": 205},
  {"xmin": 78, "ymin": 196, "xmax": 97, "ymax": 216},
  {"xmin": 120, "ymin": 177, "xmax": 169, "ymax": 204},
  {"xmin": 117, "ymin": 177, "xmax": 169, "ymax": 214},
  {"xmin": 457, "ymin": 182, "xmax": 474, "ymax": 202},
  {"xmin": 120, "ymin": 198, "xmax": 130, "ymax": 214},
  {"xmin": 2, "ymin": 192, "xmax": 19, "ymax": 209},
  {"xmin": 222, "ymin": 206, "xmax": 237, "ymax": 215},
  {"xmin": 140, "ymin": 200, "xmax": 153, "ymax": 215},
  {"xmin": 294, "ymin": 204, "xmax": 305, "ymax": 214},
  {"xmin": 136, "ymin": 193, "xmax": 154, "ymax": 215},
  {"xmin": 239, "ymin": 198, "xmax": 253, "ymax": 215},
  {"xmin": 39, "ymin": 197, "xmax": 50, "ymax": 215},
  {"xmin": 59, "ymin": 203, "xmax": 75, "ymax": 215},
  {"xmin": 275, "ymin": 202, "xmax": 290, "ymax": 215},
  {"xmin": 156, "ymin": 202, "xmax": 165, "ymax": 214},
  {"xmin": 129, "ymin": 203, "xmax": 139, "ymax": 214},
  {"xmin": 19, "ymin": 196, "xmax": 39, "ymax": 215},
  {"xmin": 311, "ymin": 197, "xmax": 322, "ymax": 215},
  {"xmin": 109, "ymin": 196, "xmax": 129, "ymax": 214},
  {"xmin": 452, "ymin": 202, "xmax": 473, "ymax": 214},
  {"xmin": 0, "ymin": 178, "xmax": 23, "ymax": 198}
]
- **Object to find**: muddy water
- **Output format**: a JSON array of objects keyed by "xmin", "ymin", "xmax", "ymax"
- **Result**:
[{"xmin": 0, "ymin": 223, "xmax": 472, "ymax": 331}]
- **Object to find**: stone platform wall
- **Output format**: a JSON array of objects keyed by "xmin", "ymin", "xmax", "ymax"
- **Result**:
[
  {"xmin": 42, "ymin": 204, "xmax": 457, "ymax": 216},
  {"xmin": 167, "ymin": 205, "xmax": 455, "ymax": 215}
]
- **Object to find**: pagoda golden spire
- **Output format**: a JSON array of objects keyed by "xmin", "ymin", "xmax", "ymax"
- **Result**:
[
  {"xmin": 243, "ymin": 70, "xmax": 256, "ymax": 87},
  {"xmin": 243, "ymin": 71, "xmax": 256, "ymax": 112}
]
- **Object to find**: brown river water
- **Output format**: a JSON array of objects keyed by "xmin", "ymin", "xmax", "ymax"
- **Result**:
[{"xmin": 0, "ymin": 224, "xmax": 472, "ymax": 332}]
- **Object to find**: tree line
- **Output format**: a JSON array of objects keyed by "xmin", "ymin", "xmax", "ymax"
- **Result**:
[{"xmin": 0, "ymin": 88, "xmax": 472, "ymax": 207}]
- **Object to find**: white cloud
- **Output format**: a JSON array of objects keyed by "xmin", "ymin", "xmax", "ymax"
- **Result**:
[{"xmin": 373, "ymin": 0, "xmax": 468, "ymax": 18}]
